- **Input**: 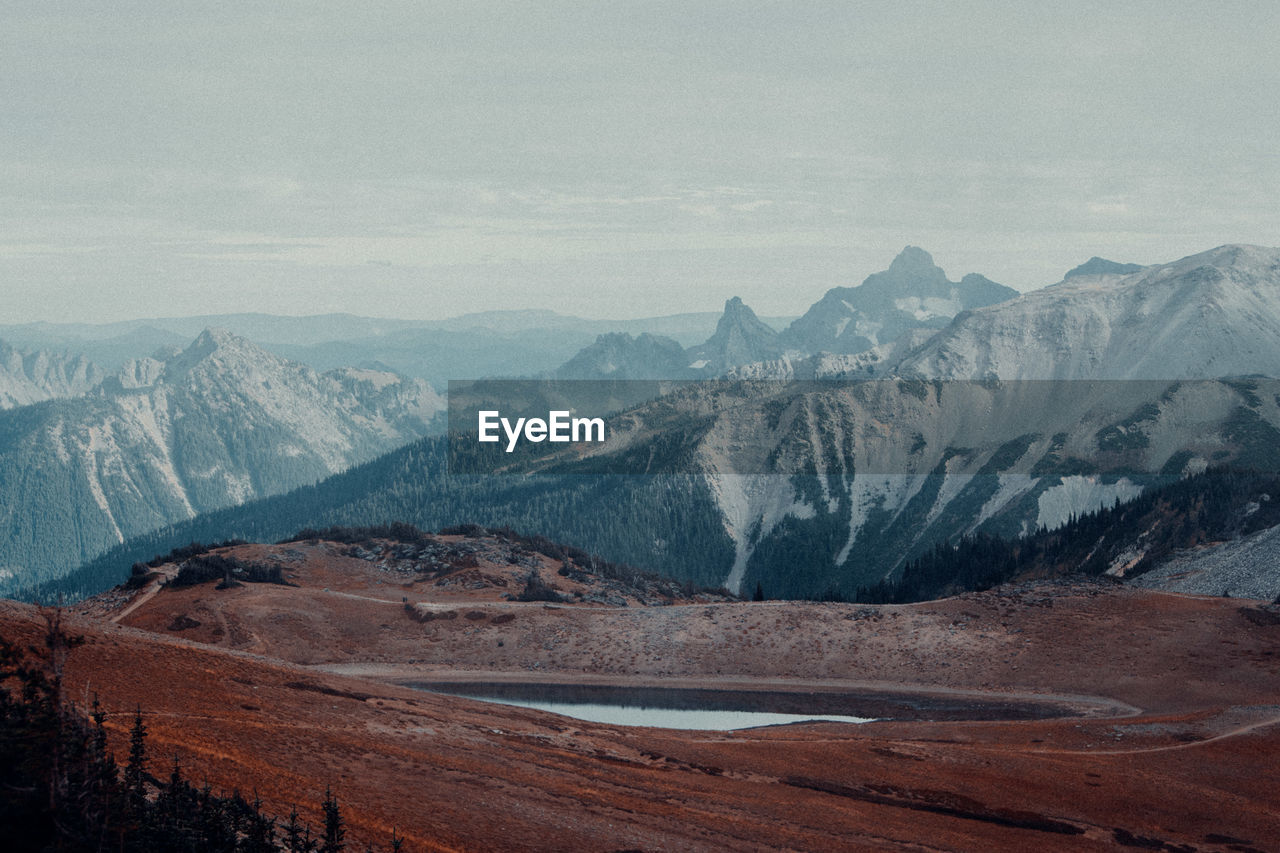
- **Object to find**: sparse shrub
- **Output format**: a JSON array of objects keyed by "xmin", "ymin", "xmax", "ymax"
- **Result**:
[
  {"xmin": 126, "ymin": 563, "xmax": 160, "ymax": 589},
  {"xmin": 283, "ymin": 523, "xmax": 431, "ymax": 547},
  {"xmin": 168, "ymin": 555, "xmax": 289, "ymax": 589},
  {"xmin": 486, "ymin": 526, "xmax": 732, "ymax": 600},
  {"xmin": 515, "ymin": 572, "xmax": 565, "ymax": 603},
  {"xmin": 142, "ymin": 540, "xmax": 249, "ymax": 570},
  {"xmin": 438, "ymin": 523, "xmax": 487, "ymax": 538}
]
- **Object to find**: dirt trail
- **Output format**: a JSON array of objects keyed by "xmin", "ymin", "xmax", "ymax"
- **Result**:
[
  {"xmin": 1069, "ymin": 711, "xmax": 1280, "ymax": 756},
  {"xmin": 110, "ymin": 577, "xmax": 163, "ymax": 623}
]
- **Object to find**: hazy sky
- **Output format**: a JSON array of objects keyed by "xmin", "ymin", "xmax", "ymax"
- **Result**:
[{"xmin": 3, "ymin": 1, "xmax": 1278, "ymax": 323}]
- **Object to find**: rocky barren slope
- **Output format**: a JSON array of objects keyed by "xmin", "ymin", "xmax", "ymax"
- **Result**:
[
  {"xmin": 0, "ymin": 531, "xmax": 1270, "ymax": 850},
  {"xmin": 0, "ymin": 339, "xmax": 106, "ymax": 408}
]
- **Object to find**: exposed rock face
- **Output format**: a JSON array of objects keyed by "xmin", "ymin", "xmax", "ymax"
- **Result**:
[
  {"xmin": 553, "ymin": 248, "xmax": 1013, "ymax": 380},
  {"xmin": 0, "ymin": 329, "xmax": 443, "ymax": 589},
  {"xmin": 555, "ymin": 297, "xmax": 783, "ymax": 380},
  {"xmin": 0, "ymin": 340, "xmax": 106, "ymax": 409},
  {"xmin": 685, "ymin": 297, "xmax": 783, "ymax": 375},
  {"xmin": 29, "ymin": 245, "xmax": 1280, "ymax": 607},
  {"xmin": 555, "ymin": 332, "xmax": 690, "ymax": 380},
  {"xmin": 779, "ymin": 246, "xmax": 1017, "ymax": 355}
]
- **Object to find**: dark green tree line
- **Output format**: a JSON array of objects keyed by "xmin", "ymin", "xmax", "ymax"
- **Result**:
[{"xmin": 0, "ymin": 611, "xmax": 401, "ymax": 852}]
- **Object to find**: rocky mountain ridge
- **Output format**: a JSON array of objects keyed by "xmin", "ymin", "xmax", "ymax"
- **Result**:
[
  {"xmin": 779, "ymin": 246, "xmax": 1017, "ymax": 356},
  {"xmin": 0, "ymin": 340, "xmax": 107, "ymax": 409},
  {"xmin": 0, "ymin": 329, "xmax": 442, "ymax": 591},
  {"xmin": 885, "ymin": 244, "xmax": 1280, "ymax": 380},
  {"xmin": 26, "ymin": 243, "xmax": 1280, "ymax": 605},
  {"xmin": 553, "ymin": 246, "xmax": 1019, "ymax": 380}
]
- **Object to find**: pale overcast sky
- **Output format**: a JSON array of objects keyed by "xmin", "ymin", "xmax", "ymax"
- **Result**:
[{"xmin": 2, "ymin": 1, "xmax": 1278, "ymax": 323}]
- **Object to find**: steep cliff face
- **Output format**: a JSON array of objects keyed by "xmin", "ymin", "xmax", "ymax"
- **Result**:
[
  {"xmin": 564, "ymin": 376, "xmax": 1276, "ymax": 595},
  {"xmin": 685, "ymin": 297, "xmax": 784, "ymax": 375},
  {"xmin": 551, "ymin": 247, "xmax": 1014, "ymax": 380}
]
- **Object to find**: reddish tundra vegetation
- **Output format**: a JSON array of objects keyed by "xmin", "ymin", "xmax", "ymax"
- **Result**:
[{"xmin": 4, "ymin": 529, "xmax": 1277, "ymax": 851}]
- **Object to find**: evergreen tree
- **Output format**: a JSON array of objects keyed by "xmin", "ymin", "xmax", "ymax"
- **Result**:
[
  {"xmin": 0, "ymin": 621, "xmax": 384, "ymax": 852},
  {"xmin": 243, "ymin": 791, "xmax": 278, "ymax": 853},
  {"xmin": 283, "ymin": 805, "xmax": 318, "ymax": 853},
  {"xmin": 125, "ymin": 706, "xmax": 148, "ymax": 821},
  {"xmin": 321, "ymin": 787, "xmax": 345, "ymax": 853}
]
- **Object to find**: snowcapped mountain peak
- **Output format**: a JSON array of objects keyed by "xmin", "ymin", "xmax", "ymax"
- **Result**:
[
  {"xmin": 864, "ymin": 246, "xmax": 950, "ymax": 295},
  {"xmin": 890, "ymin": 243, "xmax": 1280, "ymax": 380},
  {"xmin": 1159, "ymin": 243, "xmax": 1280, "ymax": 281},
  {"xmin": 1191, "ymin": 242, "xmax": 1276, "ymax": 263},
  {"xmin": 161, "ymin": 327, "xmax": 282, "ymax": 381},
  {"xmin": 1, "ymin": 329, "xmax": 444, "ymax": 587}
]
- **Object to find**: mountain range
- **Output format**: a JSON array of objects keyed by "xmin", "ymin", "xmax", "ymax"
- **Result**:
[
  {"xmin": 886, "ymin": 244, "xmax": 1280, "ymax": 380},
  {"xmin": 13, "ymin": 243, "xmax": 1280, "ymax": 605},
  {"xmin": 553, "ymin": 246, "xmax": 1021, "ymax": 380},
  {"xmin": 0, "ymin": 309, "xmax": 796, "ymax": 387},
  {"xmin": 0, "ymin": 329, "xmax": 441, "ymax": 591}
]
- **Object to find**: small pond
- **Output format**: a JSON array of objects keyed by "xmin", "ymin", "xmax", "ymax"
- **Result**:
[
  {"xmin": 408, "ymin": 681, "xmax": 1074, "ymax": 731},
  {"xmin": 413, "ymin": 682, "xmax": 872, "ymax": 729}
]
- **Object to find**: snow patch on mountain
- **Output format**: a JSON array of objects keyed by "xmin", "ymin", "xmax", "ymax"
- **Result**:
[
  {"xmin": 81, "ymin": 425, "xmax": 125, "ymax": 544},
  {"xmin": 780, "ymin": 247, "xmax": 1017, "ymax": 357},
  {"xmin": 924, "ymin": 468, "xmax": 976, "ymax": 530},
  {"xmin": 1037, "ymin": 476, "xmax": 1144, "ymax": 531},
  {"xmin": 894, "ymin": 296, "xmax": 962, "ymax": 321},
  {"xmin": 0, "ymin": 328, "xmax": 445, "ymax": 588},
  {"xmin": 835, "ymin": 475, "xmax": 929, "ymax": 566},
  {"xmin": 113, "ymin": 389, "xmax": 195, "ymax": 518},
  {"xmin": 975, "ymin": 474, "xmax": 1039, "ymax": 529},
  {"xmin": 894, "ymin": 244, "xmax": 1280, "ymax": 380},
  {"xmin": 707, "ymin": 473, "xmax": 815, "ymax": 594}
]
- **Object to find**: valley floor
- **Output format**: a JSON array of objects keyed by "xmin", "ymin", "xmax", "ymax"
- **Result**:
[{"xmin": 5, "ymin": 538, "xmax": 1277, "ymax": 851}]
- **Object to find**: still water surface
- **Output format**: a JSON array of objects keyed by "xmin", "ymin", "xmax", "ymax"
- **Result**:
[{"xmin": 414, "ymin": 682, "xmax": 874, "ymax": 730}]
